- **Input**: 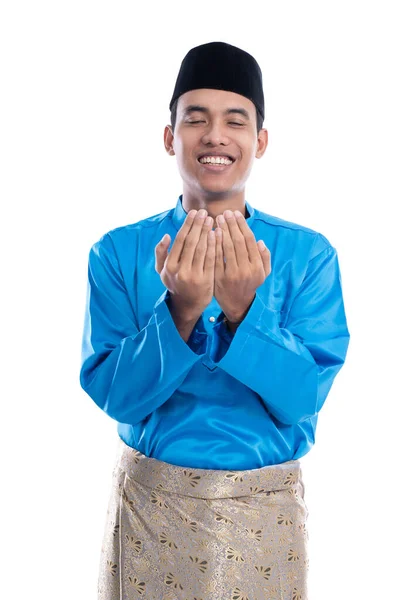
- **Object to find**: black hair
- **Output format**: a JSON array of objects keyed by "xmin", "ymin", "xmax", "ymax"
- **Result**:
[{"xmin": 170, "ymin": 98, "xmax": 264, "ymax": 133}]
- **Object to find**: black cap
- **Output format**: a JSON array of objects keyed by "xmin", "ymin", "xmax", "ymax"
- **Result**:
[{"xmin": 169, "ymin": 41, "xmax": 265, "ymax": 121}]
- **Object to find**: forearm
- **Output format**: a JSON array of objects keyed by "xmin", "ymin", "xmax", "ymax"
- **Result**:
[{"xmin": 167, "ymin": 296, "xmax": 201, "ymax": 343}]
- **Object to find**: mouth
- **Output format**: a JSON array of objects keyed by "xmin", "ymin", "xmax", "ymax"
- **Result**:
[{"xmin": 197, "ymin": 155, "xmax": 236, "ymax": 172}]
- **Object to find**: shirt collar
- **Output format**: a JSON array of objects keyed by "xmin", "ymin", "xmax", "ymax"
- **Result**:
[{"xmin": 171, "ymin": 194, "xmax": 256, "ymax": 232}]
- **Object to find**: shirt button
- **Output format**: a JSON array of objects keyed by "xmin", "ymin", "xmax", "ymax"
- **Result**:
[{"xmin": 209, "ymin": 316, "xmax": 216, "ymax": 322}]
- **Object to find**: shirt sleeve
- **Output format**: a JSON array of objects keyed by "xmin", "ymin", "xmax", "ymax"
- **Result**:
[
  {"xmin": 209, "ymin": 243, "xmax": 351, "ymax": 425},
  {"xmin": 79, "ymin": 233, "xmax": 208, "ymax": 425}
]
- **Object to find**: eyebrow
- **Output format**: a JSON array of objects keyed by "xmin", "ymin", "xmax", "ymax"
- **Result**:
[{"xmin": 182, "ymin": 105, "xmax": 250, "ymax": 120}]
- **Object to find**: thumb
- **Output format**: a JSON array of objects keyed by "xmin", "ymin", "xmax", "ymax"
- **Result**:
[
  {"xmin": 155, "ymin": 233, "xmax": 170, "ymax": 273},
  {"xmin": 258, "ymin": 240, "xmax": 271, "ymax": 277}
]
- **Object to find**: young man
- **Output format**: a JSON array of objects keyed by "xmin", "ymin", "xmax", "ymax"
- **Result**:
[{"xmin": 80, "ymin": 41, "xmax": 350, "ymax": 600}]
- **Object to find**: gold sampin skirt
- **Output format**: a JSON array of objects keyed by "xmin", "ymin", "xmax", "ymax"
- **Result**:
[{"xmin": 98, "ymin": 437, "xmax": 309, "ymax": 600}]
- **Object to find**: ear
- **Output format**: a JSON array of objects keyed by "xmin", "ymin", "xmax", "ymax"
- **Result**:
[
  {"xmin": 255, "ymin": 128, "xmax": 268, "ymax": 159},
  {"xmin": 164, "ymin": 125, "xmax": 175, "ymax": 156}
]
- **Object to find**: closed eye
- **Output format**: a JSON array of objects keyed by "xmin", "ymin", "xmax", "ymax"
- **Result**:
[{"xmin": 187, "ymin": 120, "xmax": 244, "ymax": 126}]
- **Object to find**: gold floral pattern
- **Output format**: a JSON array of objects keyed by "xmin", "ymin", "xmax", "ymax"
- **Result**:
[
  {"xmin": 215, "ymin": 511, "xmax": 234, "ymax": 525},
  {"xmin": 227, "ymin": 546, "xmax": 245, "ymax": 562},
  {"xmin": 164, "ymin": 571, "xmax": 184, "ymax": 590},
  {"xmin": 97, "ymin": 438, "xmax": 309, "ymax": 599},
  {"xmin": 105, "ymin": 560, "xmax": 117, "ymax": 577},
  {"xmin": 232, "ymin": 587, "xmax": 250, "ymax": 600},
  {"xmin": 194, "ymin": 537, "xmax": 212, "ymax": 553},
  {"xmin": 284, "ymin": 472, "xmax": 297, "ymax": 486},
  {"xmin": 132, "ymin": 450, "xmax": 142, "ymax": 465},
  {"xmin": 245, "ymin": 528, "xmax": 262, "ymax": 541},
  {"xmin": 298, "ymin": 522, "xmax": 308, "ymax": 536},
  {"xmin": 127, "ymin": 576, "xmax": 145, "ymax": 595},
  {"xmin": 225, "ymin": 471, "xmax": 244, "ymax": 483},
  {"xmin": 288, "ymin": 487, "xmax": 300, "ymax": 499},
  {"xmin": 256, "ymin": 545, "xmax": 273, "ymax": 557},
  {"xmin": 249, "ymin": 486, "xmax": 266, "ymax": 494},
  {"xmin": 254, "ymin": 564, "xmax": 272, "ymax": 580},
  {"xmin": 179, "ymin": 514, "xmax": 199, "ymax": 532},
  {"xmin": 189, "ymin": 556, "xmax": 208, "ymax": 573},
  {"xmin": 183, "ymin": 469, "xmax": 202, "ymax": 488},
  {"xmin": 154, "ymin": 482, "xmax": 169, "ymax": 492},
  {"xmin": 150, "ymin": 489, "xmax": 169, "ymax": 508},
  {"xmin": 277, "ymin": 513, "xmax": 294, "ymax": 526},
  {"xmin": 159, "ymin": 531, "xmax": 178, "ymax": 549},
  {"xmin": 125, "ymin": 534, "xmax": 142, "ymax": 554},
  {"xmin": 288, "ymin": 548, "xmax": 300, "ymax": 562}
]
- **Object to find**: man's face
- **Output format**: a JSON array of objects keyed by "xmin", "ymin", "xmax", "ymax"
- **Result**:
[{"xmin": 164, "ymin": 89, "xmax": 268, "ymax": 198}]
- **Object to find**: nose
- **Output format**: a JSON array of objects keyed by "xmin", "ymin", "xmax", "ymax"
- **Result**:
[{"xmin": 200, "ymin": 120, "xmax": 230, "ymax": 147}]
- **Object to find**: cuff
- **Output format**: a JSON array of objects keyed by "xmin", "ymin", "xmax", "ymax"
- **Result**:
[
  {"xmin": 208, "ymin": 291, "xmax": 282, "ymax": 368},
  {"xmin": 153, "ymin": 289, "xmax": 208, "ymax": 358}
]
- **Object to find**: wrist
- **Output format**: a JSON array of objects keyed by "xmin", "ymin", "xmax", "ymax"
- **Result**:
[
  {"xmin": 223, "ymin": 318, "xmax": 241, "ymax": 334},
  {"xmin": 167, "ymin": 296, "xmax": 201, "ymax": 324},
  {"xmin": 223, "ymin": 294, "xmax": 255, "ymax": 325}
]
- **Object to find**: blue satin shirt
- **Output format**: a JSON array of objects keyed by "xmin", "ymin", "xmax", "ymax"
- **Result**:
[{"xmin": 80, "ymin": 195, "xmax": 350, "ymax": 469}]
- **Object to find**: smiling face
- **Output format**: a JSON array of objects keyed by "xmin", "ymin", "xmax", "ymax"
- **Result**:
[{"xmin": 164, "ymin": 89, "xmax": 268, "ymax": 205}]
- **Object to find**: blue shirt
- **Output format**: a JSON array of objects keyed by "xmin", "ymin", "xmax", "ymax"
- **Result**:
[{"xmin": 80, "ymin": 195, "xmax": 350, "ymax": 469}]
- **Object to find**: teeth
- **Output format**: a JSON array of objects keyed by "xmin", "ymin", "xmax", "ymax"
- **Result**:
[{"xmin": 199, "ymin": 156, "xmax": 233, "ymax": 165}]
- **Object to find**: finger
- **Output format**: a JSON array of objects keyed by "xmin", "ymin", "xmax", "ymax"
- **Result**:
[
  {"xmin": 223, "ymin": 210, "xmax": 247, "ymax": 268},
  {"xmin": 192, "ymin": 215, "xmax": 213, "ymax": 271},
  {"xmin": 214, "ymin": 227, "xmax": 225, "ymax": 280},
  {"xmin": 204, "ymin": 227, "xmax": 216, "ymax": 275},
  {"xmin": 179, "ymin": 209, "xmax": 208, "ymax": 266},
  {"xmin": 233, "ymin": 210, "xmax": 260, "ymax": 264},
  {"xmin": 216, "ymin": 214, "xmax": 237, "ymax": 270},
  {"xmin": 167, "ymin": 209, "xmax": 198, "ymax": 267}
]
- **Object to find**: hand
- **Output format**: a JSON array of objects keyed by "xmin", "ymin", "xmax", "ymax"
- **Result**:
[
  {"xmin": 154, "ymin": 209, "xmax": 216, "ymax": 320},
  {"xmin": 214, "ymin": 209, "xmax": 271, "ymax": 322}
]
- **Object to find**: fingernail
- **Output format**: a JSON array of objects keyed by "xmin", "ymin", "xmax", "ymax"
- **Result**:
[
  {"xmin": 217, "ymin": 215, "xmax": 225, "ymax": 224},
  {"xmin": 234, "ymin": 210, "xmax": 244, "ymax": 218},
  {"xmin": 259, "ymin": 240, "xmax": 266, "ymax": 250}
]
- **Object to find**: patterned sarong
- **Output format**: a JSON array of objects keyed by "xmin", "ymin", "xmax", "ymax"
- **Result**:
[{"xmin": 98, "ymin": 437, "xmax": 309, "ymax": 599}]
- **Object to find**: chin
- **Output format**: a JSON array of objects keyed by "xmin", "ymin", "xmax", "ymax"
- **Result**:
[
  {"xmin": 197, "ymin": 179, "xmax": 236, "ymax": 194},
  {"xmin": 199, "ymin": 186, "xmax": 235, "ymax": 198}
]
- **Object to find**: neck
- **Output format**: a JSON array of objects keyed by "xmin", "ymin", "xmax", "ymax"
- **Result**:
[{"xmin": 181, "ymin": 187, "xmax": 247, "ymax": 222}]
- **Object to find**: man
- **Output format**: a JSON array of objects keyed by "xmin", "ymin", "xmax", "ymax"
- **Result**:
[{"xmin": 80, "ymin": 41, "xmax": 350, "ymax": 600}]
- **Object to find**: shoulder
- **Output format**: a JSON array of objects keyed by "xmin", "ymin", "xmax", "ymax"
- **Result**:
[
  {"xmin": 253, "ymin": 206, "xmax": 333, "ymax": 260},
  {"xmin": 92, "ymin": 206, "xmax": 173, "ymax": 251}
]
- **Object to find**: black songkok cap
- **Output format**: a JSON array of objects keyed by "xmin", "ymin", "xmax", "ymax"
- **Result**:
[{"xmin": 169, "ymin": 41, "xmax": 265, "ymax": 121}]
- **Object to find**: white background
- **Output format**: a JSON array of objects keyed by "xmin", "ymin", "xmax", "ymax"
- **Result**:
[{"xmin": 1, "ymin": 1, "xmax": 399, "ymax": 598}]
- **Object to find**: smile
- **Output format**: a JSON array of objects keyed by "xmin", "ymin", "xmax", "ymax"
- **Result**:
[
  {"xmin": 197, "ymin": 157, "xmax": 234, "ymax": 171},
  {"xmin": 199, "ymin": 156, "xmax": 233, "ymax": 165}
]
